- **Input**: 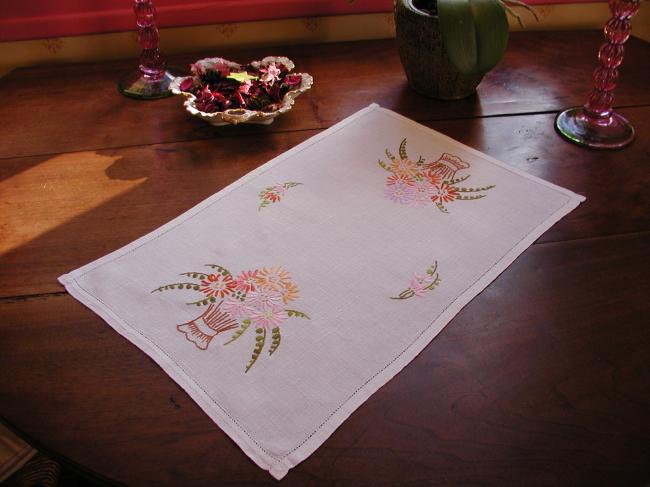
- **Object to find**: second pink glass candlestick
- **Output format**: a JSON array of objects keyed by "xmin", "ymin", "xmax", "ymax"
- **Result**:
[
  {"xmin": 555, "ymin": 0, "xmax": 640, "ymax": 149},
  {"xmin": 119, "ymin": 0, "xmax": 177, "ymax": 99}
]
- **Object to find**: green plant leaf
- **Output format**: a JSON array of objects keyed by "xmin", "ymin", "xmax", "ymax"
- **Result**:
[
  {"xmin": 472, "ymin": 0, "xmax": 509, "ymax": 73},
  {"xmin": 438, "ymin": 0, "xmax": 509, "ymax": 75}
]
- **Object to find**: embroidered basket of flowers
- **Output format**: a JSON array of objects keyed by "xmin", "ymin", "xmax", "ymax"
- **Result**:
[
  {"xmin": 379, "ymin": 138, "xmax": 495, "ymax": 213},
  {"xmin": 152, "ymin": 264, "xmax": 310, "ymax": 372}
]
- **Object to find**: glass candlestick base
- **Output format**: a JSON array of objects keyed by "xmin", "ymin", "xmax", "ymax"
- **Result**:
[
  {"xmin": 556, "ymin": 107, "xmax": 635, "ymax": 149},
  {"xmin": 118, "ymin": 69, "xmax": 178, "ymax": 100}
]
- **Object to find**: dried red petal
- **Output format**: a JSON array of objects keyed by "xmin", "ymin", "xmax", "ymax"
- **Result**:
[
  {"xmin": 284, "ymin": 74, "xmax": 302, "ymax": 87},
  {"xmin": 179, "ymin": 77, "xmax": 194, "ymax": 92}
]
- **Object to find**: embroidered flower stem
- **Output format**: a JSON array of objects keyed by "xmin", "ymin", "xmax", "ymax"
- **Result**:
[
  {"xmin": 285, "ymin": 309, "xmax": 311, "ymax": 319},
  {"xmin": 435, "ymin": 201, "xmax": 449, "ymax": 213},
  {"xmin": 457, "ymin": 194, "xmax": 486, "ymax": 201},
  {"xmin": 223, "ymin": 319, "xmax": 251, "ymax": 345},
  {"xmin": 187, "ymin": 296, "xmax": 217, "ymax": 306},
  {"xmin": 378, "ymin": 159, "xmax": 392, "ymax": 172},
  {"xmin": 456, "ymin": 185, "xmax": 496, "ymax": 192},
  {"xmin": 268, "ymin": 327, "xmax": 281, "ymax": 355},
  {"xmin": 180, "ymin": 271, "xmax": 210, "ymax": 280},
  {"xmin": 246, "ymin": 328, "xmax": 266, "ymax": 373},
  {"xmin": 399, "ymin": 138, "xmax": 408, "ymax": 160},
  {"xmin": 151, "ymin": 282, "xmax": 201, "ymax": 293},
  {"xmin": 205, "ymin": 264, "xmax": 232, "ymax": 277}
]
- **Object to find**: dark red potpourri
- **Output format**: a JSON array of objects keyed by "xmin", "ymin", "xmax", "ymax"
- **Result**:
[{"xmin": 179, "ymin": 58, "xmax": 303, "ymax": 113}]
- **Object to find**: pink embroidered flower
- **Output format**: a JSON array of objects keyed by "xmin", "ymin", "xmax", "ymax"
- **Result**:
[
  {"xmin": 386, "ymin": 173, "xmax": 415, "ymax": 187},
  {"xmin": 272, "ymin": 183, "xmax": 288, "ymax": 195},
  {"xmin": 256, "ymin": 267, "xmax": 291, "ymax": 291},
  {"xmin": 409, "ymin": 179, "xmax": 437, "ymax": 208},
  {"xmin": 430, "ymin": 183, "xmax": 460, "ymax": 203},
  {"xmin": 410, "ymin": 273, "xmax": 435, "ymax": 297},
  {"xmin": 222, "ymin": 296, "xmax": 253, "ymax": 319},
  {"xmin": 250, "ymin": 306, "xmax": 287, "ymax": 330},
  {"xmin": 385, "ymin": 179, "xmax": 415, "ymax": 205},
  {"xmin": 235, "ymin": 270, "xmax": 258, "ymax": 293},
  {"xmin": 246, "ymin": 286, "xmax": 284, "ymax": 310},
  {"xmin": 199, "ymin": 273, "xmax": 236, "ymax": 298}
]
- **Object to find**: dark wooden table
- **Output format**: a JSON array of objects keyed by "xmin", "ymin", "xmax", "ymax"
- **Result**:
[{"xmin": 1, "ymin": 31, "xmax": 649, "ymax": 486}]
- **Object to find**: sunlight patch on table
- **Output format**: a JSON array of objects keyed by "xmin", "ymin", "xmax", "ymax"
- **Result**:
[{"xmin": 0, "ymin": 152, "xmax": 146, "ymax": 256}]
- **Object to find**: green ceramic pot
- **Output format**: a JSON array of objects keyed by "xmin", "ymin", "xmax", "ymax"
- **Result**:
[{"xmin": 395, "ymin": 0, "xmax": 484, "ymax": 100}]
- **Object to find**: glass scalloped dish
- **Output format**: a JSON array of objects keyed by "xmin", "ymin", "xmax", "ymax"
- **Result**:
[{"xmin": 170, "ymin": 56, "xmax": 313, "ymax": 126}]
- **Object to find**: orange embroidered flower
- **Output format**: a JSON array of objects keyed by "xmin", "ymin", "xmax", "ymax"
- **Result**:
[
  {"xmin": 256, "ymin": 267, "xmax": 291, "ymax": 291},
  {"xmin": 424, "ymin": 170, "xmax": 443, "ymax": 186},
  {"xmin": 390, "ymin": 158, "xmax": 419, "ymax": 178},
  {"xmin": 264, "ymin": 191, "xmax": 281, "ymax": 202},
  {"xmin": 200, "ymin": 273, "xmax": 237, "ymax": 298},
  {"xmin": 386, "ymin": 173, "xmax": 415, "ymax": 186},
  {"xmin": 280, "ymin": 281, "xmax": 299, "ymax": 304},
  {"xmin": 430, "ymin": 183, "xmax": 460, "ymax": 203}
]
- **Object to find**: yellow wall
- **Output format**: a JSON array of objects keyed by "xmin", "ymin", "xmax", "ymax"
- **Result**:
[{"xmin": 1, "ymin": 5, "xmax": 647, "ymax": 77}]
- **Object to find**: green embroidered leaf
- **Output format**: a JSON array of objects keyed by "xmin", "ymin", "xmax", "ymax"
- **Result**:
[
  {"xmin": 399, "ymin": 138, "xmax": 408, "ymax": 160},
  {"xmin": 151, "ymin": 282, "xmax": 201, "ymax": 293},
  {"xmin": 457, "ymin": 194, "xmax": 486, "ymax": 200},
  {"xmin": 258, "ymin": 199, "xmax": 270, "ymax": 211},
  {"xmin": 456, "ymin": 184, "xmax": 495, "ymax": 192},
  {"xmin": 425, "ymin": 275, "xmax": 442, "ymax": 291},
  {"xmin": 268, "ymin": 327, "xmax": 281, "ymax": 355},
  {"xmin": 180, "ymin": 272, "xmax": 208, "ymax": 281},
  {"xmin": 416, "ymin": 155, "xmax": 426, "ymax": 165},
  {"xmin": 186, "ymin": 297, "xmax": 212, "ymax": 306},
  {"xmin": 426, "ymin": 261, "xmax": 438, "ymax": 276},
  {"xmin": 378, "ymin": 159, "xmax": 392, "ymax": 172},
  {"xmin": 435, "ymin": 201, "xmax": 449, "ymax": 213},
  {"xmin": 283, "ymin": 182, "xmax": 302, "ymax": 189},
  {"xmin": 204, "ymin": 264, "xmax": 232, "ymax": 276},
  {"xmin": 385, "ymin": 149, "xmax": 396, "ymax": 162},
  {"xmin": 245, "ymin": 328, "xmax": 266, "ymax": 373},
  {"xmin": 286, "ymin": 309, "xmax": 310, "ymax": 320},
  {"xmin": 223, "ymin": 320, "xmax": 250, "ymax": 346}
]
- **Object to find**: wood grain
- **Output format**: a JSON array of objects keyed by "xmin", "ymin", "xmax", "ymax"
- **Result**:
[
  {"xmin": 1, "ymin": 32, "xmax": 648, "ymax": 159},
  {"xmin": 1, "ymin": 233, "xmax": 649, "ymax": 486},
  {"xmin": 2, "ymin": 107, "xmax": 649, "ymax": 298}
]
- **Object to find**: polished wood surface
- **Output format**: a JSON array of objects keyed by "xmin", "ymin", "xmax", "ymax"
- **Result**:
[{"xmin": 1, "ymin": 31, "xmax": 649, "ymax": 486}]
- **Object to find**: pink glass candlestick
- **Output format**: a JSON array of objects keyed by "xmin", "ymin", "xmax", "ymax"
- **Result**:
[
  {"xmin": 119, "ymin": 0, "xmax": 177, "ymax": 99},
  {"xmin": 555, "ymin": 0, "xmax": 640, "ymax": 149}
]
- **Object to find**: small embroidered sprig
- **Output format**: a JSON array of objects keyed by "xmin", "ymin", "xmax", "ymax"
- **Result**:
[
  {"xmin": 258, "ymin": 182, "xmax": 302, "ymax": 210},
  {"xmin": 391, "ymin": 262, "xmax": 441, "ymax": 300}
]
